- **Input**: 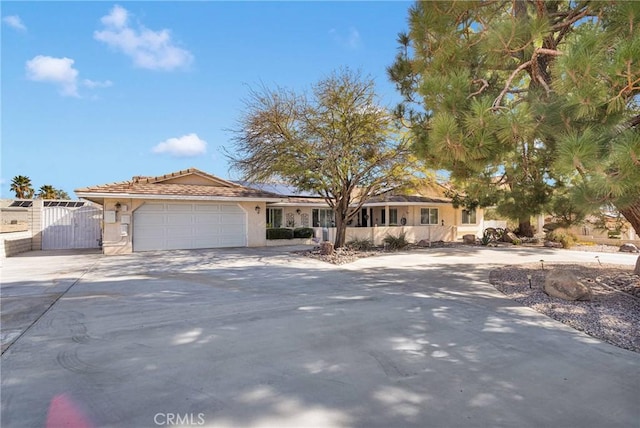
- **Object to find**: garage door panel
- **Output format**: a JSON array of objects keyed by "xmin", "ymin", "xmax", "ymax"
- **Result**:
[
  {"xmin": 218, "ymin": 236, "xmax": 246, "ymax": 246},
  {"xmin": 193, "ymin": 215, "xmax": 223, "ymax": 225},
  {"xmin": 165, "ymin": 226, "xmax": 195, "ymax": 237},
  {"xmin": 220, "ymin": 214, "xmax": 245, "ymax": 224},
  {"xmin": 138, "ymin": 215, "xmax": 167, "ymax": 226},
  {"xmin": 133, "ymin": 202, "xmax": 247, "ymax": 251},
  {"xmin": 220, "ymin": 205, "xmax": 244, "ymax": 214},
  {"xmin": 194, "ymin": 204, "xmax": 221, "ymax": 213},
  {"xmin": 167, "ymin": 204, "xmax": 195, "ymax": 212},
  {"xmin": 221, "ymin": 224, "xmax": 245, "ymax": 234}
]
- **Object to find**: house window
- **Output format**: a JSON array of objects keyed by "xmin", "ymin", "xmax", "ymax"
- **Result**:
[
  {"xmin": 462, "ymin": 208, "xmax": 477, "ymax": 224},
  {"xmin": 312, "ymin": 209, "xmax": 334, "ymax": 227},
  {"xmin": 266, "ymin": 208, "xmax": 283, "ymax": 228},
  {"xmin": 389, "ymin": 208, "xmax": 398, "ymax": 225},
  {"xmin": 420, "ymin": 208, "xmax": 439, "ymax": 225}
]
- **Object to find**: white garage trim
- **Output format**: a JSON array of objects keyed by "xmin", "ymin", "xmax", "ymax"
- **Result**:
[{"xmin": 133, "ymin": 202, "xmax": 247, "ymax": 251}]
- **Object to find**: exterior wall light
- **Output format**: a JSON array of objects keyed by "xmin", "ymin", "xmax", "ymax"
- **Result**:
[{"xmin": 255, "ymin": 205, "xmax": 261, "ymax": 214}]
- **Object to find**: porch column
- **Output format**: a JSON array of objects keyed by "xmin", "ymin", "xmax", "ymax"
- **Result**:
[{"xmin": 385, "ymin": 205, "xmax": 390, "ymax": 226}]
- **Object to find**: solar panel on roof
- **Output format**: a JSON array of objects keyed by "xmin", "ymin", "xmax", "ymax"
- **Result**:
[
  {"xmin": 8, "ymin": 201, "xmax": 33, "ymax": 207},
  {"xmin": 43, "ymin": 201, "xmax": 85, "ymax": 207}
]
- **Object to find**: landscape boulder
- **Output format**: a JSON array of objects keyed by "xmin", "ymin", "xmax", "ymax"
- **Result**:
[
  {"xmin": 417, "ymin": 239, "xmax": 431, "ymax": 247},
  {"xmin": 543, "ymin": 270, "xmax": 592, "ymax": 301},
  {"xmin": 503, "ymin": 231, "xmax": 519, "ymax": 243},
  {"xmin": 462, "ymin": 234, "xmax": 476, "ymax": 244},
  {"xmin": 619, "ymin": 243, "xmax": 639, "ymax": 253},
  {"xmin": 544, "ymin": 241, "xmax": 563, "ymax": 248},
  {"xmin": 319, "ymin": 241, "xmax": 334, "ymax": 255}
]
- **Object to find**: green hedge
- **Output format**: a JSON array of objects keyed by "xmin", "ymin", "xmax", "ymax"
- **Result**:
[
  {"xmin": 293, "ymin": 227, "xmax": 314, "ymax": 238},
  {"xmin": 266, "ymin": 228, "xmax": 294, "ymax": 240}
]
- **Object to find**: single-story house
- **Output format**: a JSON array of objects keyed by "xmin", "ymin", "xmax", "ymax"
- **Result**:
[{"xmin": 76, "ymin": 168, "xmax": 486, "ymax": 255}]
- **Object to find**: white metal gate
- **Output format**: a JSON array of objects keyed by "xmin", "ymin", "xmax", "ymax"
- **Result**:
[{"xmin": 42, "ymin": 205, "xmax": 102, "ymax": 250}]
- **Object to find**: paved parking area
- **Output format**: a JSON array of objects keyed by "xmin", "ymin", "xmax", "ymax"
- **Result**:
[{"xmin": 1, "ymin": 246, "xmax": 638, "ymax": 427}]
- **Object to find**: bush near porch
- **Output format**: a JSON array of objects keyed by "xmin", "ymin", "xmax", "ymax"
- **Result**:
[{"xmin": 267, "ymin": 227, "xmax": 314, "ymax": 240}]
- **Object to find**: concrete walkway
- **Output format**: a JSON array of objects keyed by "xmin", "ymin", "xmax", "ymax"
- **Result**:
[{"xmin": 1, "ymin": 246, "xmax": 638, "ymax": 427}]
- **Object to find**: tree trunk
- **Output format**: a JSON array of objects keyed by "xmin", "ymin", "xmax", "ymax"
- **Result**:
[
  {"xmin": 635, "ymin": 255, "xmax": 640, "ymax": 276},
  {"xmin": 334, "ymin": 214, "xmax": 347, "ymax": 248},
  {"xmin": 618, "ymin": 199, "xmax": 640, "ymax": 239},
  {"xmin": 518, "ymin": 218, "xmax": 534, "ymax": 237}
]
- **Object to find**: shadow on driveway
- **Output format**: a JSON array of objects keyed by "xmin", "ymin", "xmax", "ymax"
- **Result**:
[{"xmin": 1, "ymin": 247, "xmax": 638, "ymax": 427}]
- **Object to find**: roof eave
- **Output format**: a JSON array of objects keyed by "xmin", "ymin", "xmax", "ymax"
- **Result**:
[{"xmin": 74, "ymin": 192, "xmax": 283, "ymax": 203}]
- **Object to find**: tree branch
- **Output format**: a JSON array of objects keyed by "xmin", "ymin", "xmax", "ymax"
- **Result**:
[
  {"xmin": 467, "ymin": 79, "xmax": 489, "ymax": 99},
  {"xmin": 493, "ymin": 60, "xmax": 532, "ymax": 109}
]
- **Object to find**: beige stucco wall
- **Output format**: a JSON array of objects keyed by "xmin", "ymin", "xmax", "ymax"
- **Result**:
[
  {"xmin": 101, "ymin": 198, "xmax": 135, "ymax": 255},
  {"xmin": 343, "ymin": 225, "xmax": 456, "ymax": 245},
  {"xmin": 239, "ymin": 201, "xmax": 267, "ymax": 247}
]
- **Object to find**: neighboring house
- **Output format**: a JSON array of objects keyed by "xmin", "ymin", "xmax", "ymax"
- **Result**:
[{"xmin": 76, "ymin": 168, "xmax": 486, "ymax": 255}]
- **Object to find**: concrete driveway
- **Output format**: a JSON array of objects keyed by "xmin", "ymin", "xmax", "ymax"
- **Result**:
[{"xmin": 1, "ymin": 246, "xmax": 638, "ymax": 427}]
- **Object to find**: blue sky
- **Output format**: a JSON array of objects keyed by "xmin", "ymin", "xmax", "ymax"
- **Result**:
[{"xmin": 1, "ymin": 1, "xmax": 412, "ymax": 198}]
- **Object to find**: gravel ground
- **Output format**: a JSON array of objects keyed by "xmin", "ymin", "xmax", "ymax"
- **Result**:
[
  {"xmin": 489, "ymin": 263, "xmax": 640, "ymax": 353},
  {"xmin": 297, "ymin": 241, "xmax": 458, "ymax": 265}
]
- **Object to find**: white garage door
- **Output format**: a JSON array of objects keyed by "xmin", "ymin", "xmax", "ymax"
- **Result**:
[{"xmin": 133, "ymin": 202, "xmax": 247, "ymax": 251}]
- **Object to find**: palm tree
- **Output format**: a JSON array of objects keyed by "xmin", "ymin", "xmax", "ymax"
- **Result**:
[
  {"xmin": 37, "ymin": 185, "xmax": 57, "ymax": 199},
  {"xmin": 10, "ymin": 175, "xmax": 34, "ymax": 199},
  {"xmin": 55, "ymin": 188, "xmax": 70, "ymax": 199}
]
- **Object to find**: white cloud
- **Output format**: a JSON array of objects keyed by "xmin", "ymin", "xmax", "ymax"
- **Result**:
[
  {"xmin": 100, "ymin": 4, "xmax": 128, "ymax": 28},
  {"xmin": 152, "ymin": 134, "xmax": 207, "ymax": 157},
  {"xmin": 94, "ymin": 5, "xmax": 193, "ymax": 71},
  {"xmin": 25, "ymin": 56, "xmax": 79, "ymax": 97},
  {"xmin": 25, "ymin": 55, "xmax": 113, "ymax": 97},
  {"xmin": 82, "ymin": 79, "xmax": 113, "ymax": 89},
  {"xmin": 329, "ymin": 27, "xmax": 361, "ymax": 50},
  {"xmin": 3, "ymin": 15, "xmax": 27, "ymax": 31}
]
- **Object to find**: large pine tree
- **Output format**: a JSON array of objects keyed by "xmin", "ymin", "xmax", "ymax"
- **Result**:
[{"xmin": 389, "ymin": 1, "xmax": 640, "ymax": 235}]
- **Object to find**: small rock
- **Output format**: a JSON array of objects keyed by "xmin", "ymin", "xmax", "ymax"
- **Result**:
[
  {"xmin": 503, "ymin": 232, "xmax": 518, "ymax": 243},
  {"xmin": 417, "ymin": 239, "xmax": 431, "ymax": 247},
  {"xmin": 619, "ymin": 243, "xmax": 639, "ymax": 253},
  {"xmin": 463, "ymin": 234, "xmax": 476, "ymax": 244},
  {"xmin": 544, "ymin": 241, "xmax": 563, "ymax": 248},
  {"xmin": 543, "ymin": 270, "xmax": 592, "ymax": 301}
]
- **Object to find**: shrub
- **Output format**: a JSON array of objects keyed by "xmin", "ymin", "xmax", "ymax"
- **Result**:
[
  {"xmin": 383, "ymin": 232, "xmax": 410, "ymax": 250},
  {"xmin": 512, "ymin": 238, "xmax": 521, "ymax": 245},
  {"xmin": 346, "ymin": 237, "xmax": 375, "ymax": 251},
  {"xmin": 480, "ymin": 233, "xmax": 492, "ymax": 246},
  {"xmin": 293, "ymin": 227, "xmax": 314, "ymax": 239},
  {"xmin": 266, "ymin": 228, "xmax": 294, "ymax": 240},
  {"xmin": 545, "ymin": 229, "xmax": 577, "ymax": 249}
]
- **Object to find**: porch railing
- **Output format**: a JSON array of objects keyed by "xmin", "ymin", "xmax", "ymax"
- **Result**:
[{"xmin": 313, "ymin": 225, "xmax": 456, "ymax": 246}]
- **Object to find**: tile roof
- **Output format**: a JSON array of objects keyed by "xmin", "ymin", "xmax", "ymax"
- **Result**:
[{"xmin": 75, "ymin": 168, "xmax": 282, "ymax": 200}]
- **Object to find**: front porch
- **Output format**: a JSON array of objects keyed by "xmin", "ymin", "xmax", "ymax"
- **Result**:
[{"xmin": 315, "ymin": 225, "xmax": 457, "ymax": 246}]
